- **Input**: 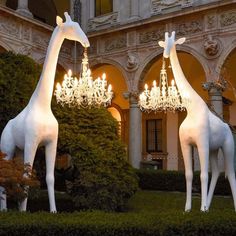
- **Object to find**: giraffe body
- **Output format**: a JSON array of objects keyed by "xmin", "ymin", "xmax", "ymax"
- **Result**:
[
  {"xmin": 159, "ymin": 31, "xmax": 236, "ymax": 211},
  {"xmin": 0, "ymin": 12, "xmax": 89, "ymax": 212}
]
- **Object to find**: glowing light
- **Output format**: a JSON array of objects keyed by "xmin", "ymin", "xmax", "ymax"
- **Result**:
[{"xmin": 54, "ymin": 48, "xmax": 113, "ymax": 108}]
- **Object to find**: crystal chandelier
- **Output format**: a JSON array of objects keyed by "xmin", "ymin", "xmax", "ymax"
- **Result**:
[
  {"xmin": 55, "ymin": 48, "xmax": 113, "ymax": 108},
  {"xmin": 139, "ymin": 58, "xmax": 189, "ymax": 112}
]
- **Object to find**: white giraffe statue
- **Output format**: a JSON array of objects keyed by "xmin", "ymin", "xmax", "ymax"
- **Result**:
[
  {"xmin": 0, "ymin": 12, "xmax": 90, "ymax": 212},
  {"xmin": 159, "ymin": 31, "xmax": 236, "ymax": 212}
]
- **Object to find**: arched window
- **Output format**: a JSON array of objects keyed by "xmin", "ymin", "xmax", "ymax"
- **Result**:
[{"xmin": 95, "ymin": 0, "xmax": 113, "ymax": 17}]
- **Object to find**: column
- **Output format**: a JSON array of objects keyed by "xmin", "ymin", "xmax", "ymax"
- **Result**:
[
  {"xmin": 202, "ymin": 81, "xmax": 224, "ymax": 118},
  {"xmin": 127, "ymin": 92, "xmax": 142, "ymax": 168},
  {"xmin": 203, "ymin": 81, "xmax": 225, "ymax": 171},
  {"xmin": 16, "ymin": 0, "xmax": 33, "ymax": 18},
  {"xmin": 130, "ymin": 0, "xmax": 140, "ymax": 19}
]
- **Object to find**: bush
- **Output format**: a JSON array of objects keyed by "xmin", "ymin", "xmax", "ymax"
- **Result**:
[
  {"xmin": 0, "ymin": 52, "xmax": 137, "ymax": 211},
  {"xmin": 0, "ymin": 52, "xmax": 41, "ymax": 132},
  {"xmin": 0, "ymin": 210, "xmax": 236, "ymax": 236},
  {"xmin": 52, "ymin": 104, "xmax": 138, "ymax": 211},
  {"xmin": 136, "ymin": 169, "xmax": 232, "ymax": 195}
]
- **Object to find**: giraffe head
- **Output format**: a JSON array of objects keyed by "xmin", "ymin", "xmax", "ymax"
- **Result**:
[
  {"xmin": 158, "ymin": 31, "xmax": 185, "ymax": 58},
  {"xmin": 56, "ymin": 12, "xmax": 90, "ymax": 48}
]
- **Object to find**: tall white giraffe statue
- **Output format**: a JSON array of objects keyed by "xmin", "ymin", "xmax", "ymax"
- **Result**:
[
  {"xmin": 159, "ymin": 31, "xmax": 236, "ymax": 212},
  {"xmin": 0, "ymin": 12, "xmax": 90, "ymax": 212}
]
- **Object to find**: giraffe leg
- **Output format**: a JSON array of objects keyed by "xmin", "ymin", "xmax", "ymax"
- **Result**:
[
  {"xmin": 18, "ymin": 141, "xmax": 38, "ymax": 212},
  {"xmin": 222, "ymin": 136, "xmax": 236, "ymax": 211},
  {"xmin": 180, "ymin": 141, "xmax": 193, "ymax": 212},
  {"xmin": 45, "ymin": 140, "xmax": 57, "ymax": 213},
  {"xmin": 197, "ymin": 141, "xmax": 209, "ymax": 212},
  {"xmin": 207, "ymin": 150, "xmax": 219, "ymax": 209}
]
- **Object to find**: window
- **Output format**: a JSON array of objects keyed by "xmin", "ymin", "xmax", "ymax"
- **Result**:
[
  {"xmin": 146, "ymin": 119, "xmax": 163, "ymax": 152},
  {"xmin": 95, "ymin": 0, "xmax": 113, "ymax": 17}
]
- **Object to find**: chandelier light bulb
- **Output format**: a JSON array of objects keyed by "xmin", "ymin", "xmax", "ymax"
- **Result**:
[
  {"xmin": 54, "ymin": 48, "xmax": 113, "ymax": 108},
  {"xmin": 139, "ymin": 58, "xmax": 189, "ymax": 112}
]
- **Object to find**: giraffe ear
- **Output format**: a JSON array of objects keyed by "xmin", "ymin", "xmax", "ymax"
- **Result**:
[
  {"xmin": 158, "ymin": 41, "xmax": 165, "ymax": 48},
  {"xmin": 175, "ymin": 37, "xmax": 186, "ymax": 45},
  {"xmin": 56, "ymin": 16, "xmax": 63, "ymax": 26}
]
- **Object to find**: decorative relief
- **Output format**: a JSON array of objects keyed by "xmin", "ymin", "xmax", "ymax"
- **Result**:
[
  {"xmin": 126, "ymin": 52, "xmax": 139, "ymax": 71},
  {"xmin": 22, "ymin": 25, "xmax": 31, "ymax": 41},
  {"xmin": 139, "ymin": 28, "xmax": 165, "ymax": 44},
  {"xmin": 32, "ymin": 31, "xmax": 49, "ymax": 47},
  {"xmin": 88, "ymin": 12, "xmax": 118, "ymax": 31},
  {"xmin": 176, "ymin": 20, "xmax": 203, "ymax": 36},
  {"xmin": 17, "ymin": 45, "xmax": 32, "ymax": 56},
  {"xmin": 88, "ymin": 40, "xmax": 97, "ymax": 55},
  {"xmin": 61, "ymin": 46, "xmax": 72, "ymax": 57},
  {"xmin": 220, "ymin": 11, "xmax": 236, "ymax": 27},
  {"xmin": 203, "ymin": 35, "xmax": 221, "ymax": 58},
  {"xmin": 0, "ymin": 15, "xmax": 20, "ymax": 38},
  {"xmin": 105, "ymin": 35, "xmax": 126, "ymax": 52},
  {"xmin": 206, "ymin": 15, "xmax": 217, "ymax": 30},
  {"xmin": 151, "ymin": 0, "xmax": 193, "ymax": 14}
]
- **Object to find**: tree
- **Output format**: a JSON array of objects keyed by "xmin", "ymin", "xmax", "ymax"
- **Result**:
[{"xmin": 53, "ymin": 104, "xmax": 138, "ymax": 211}]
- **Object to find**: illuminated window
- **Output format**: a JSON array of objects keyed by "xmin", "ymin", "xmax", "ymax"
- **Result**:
[
  {"xmin": 146, "ymin": 119, "xmax": 163, "ymax": 152},
  {"xmin": 95, "ymin": 0, "xmax": 113, "ymax": 17}
]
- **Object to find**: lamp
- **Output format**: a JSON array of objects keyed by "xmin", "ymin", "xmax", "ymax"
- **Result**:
[
  {"xmin": 55, "ymin": 48, "xmax": 113, "ymax": 108},
  {"xmin": 139, "ymin": 58, "xmax": 189, "ymax": 112}
]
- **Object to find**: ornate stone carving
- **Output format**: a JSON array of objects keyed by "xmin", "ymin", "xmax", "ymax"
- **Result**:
[
  {"xmin": 0, "ymin": 16, "xmax": 20, "ymax": 38},
  {"xmin": 220, "ymin": 11, "xmax": 236, "ymax": 27},
  {"xmin": 17, "ymin": 45, "xmax": 32, "ymax": 56},
  {"xmin": 176, "ymin": 20, "xmax": 202, "ymax": 36},
  {"xmin": 206, "ymin": 15, "xmax": 217, "ymax": 30},
  {"xmin": 126, "ymin": 52, "xmax": 139, "ymax": 71},
  {"xmin": 32, "ymin": 31, "xmax": 50, "ymax": 47},
  {"xmin": 88, "ymin": 39, "xmax": 97, "ymax": 55},
  {"xmin": 88, "ymin": 12, "xmax": 118, "ymax": 31},
  {"xmin": 22, "ymin": 25, "xmax": 31, "ymax": 41},
  {"xmin": 151, "ymin": 0, "xmax": 193, "ymax": 14},
  {"xmin": 203, "ymin": 35, "xmax": 221, "ymax": 58},
  {"xmin": 139, "ymin": 28, "xmax": 165, "ymax": 44},
  {"xmin": 105, "ymin": 35, "xmax": 126, "ymax": 52}
]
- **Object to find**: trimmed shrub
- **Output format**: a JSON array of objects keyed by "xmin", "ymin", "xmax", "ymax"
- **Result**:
[
  {"xmin": 52, "ymin": 104, "xmax": 138, "ymax": 211},
  {"xmin": 0, "ymin": 210, "xmax": 236, "ymax": 236},
  {"xmin": 136, "ymin": 169, "xmax": 232, "ymax": 195},
  {"xmin": 0, "ymin": 52, "xmax": 41, "ymax": 132}
]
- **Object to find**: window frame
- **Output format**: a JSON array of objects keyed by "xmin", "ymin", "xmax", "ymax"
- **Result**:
[
  {"xmin": 94, "ymin": 0, "xmax": 113, "ymax": 17},
  {"xmin": 146, "ymin": 119, "xmax": 163, "ymax": 153}
]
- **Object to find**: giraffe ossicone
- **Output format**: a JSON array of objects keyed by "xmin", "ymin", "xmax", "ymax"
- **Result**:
[
  {"xmin": 0, "ymin": 12, "xmax": 89, "ymax": 212},
  {"xmin": 159, "ymin": 31, "xmax": 236, "ymax": 212}
]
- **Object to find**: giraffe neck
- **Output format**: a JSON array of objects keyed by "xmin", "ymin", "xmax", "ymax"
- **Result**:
[
  {"xmin": 29, "ymin": 27, "xmax": 64, "ymax": 110},
  {"xmin": 169, "ymin": 46, "xmax": 207, "ymax": 114}
]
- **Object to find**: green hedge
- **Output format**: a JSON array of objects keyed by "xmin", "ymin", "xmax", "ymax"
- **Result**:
[
  {"xmin": 136, "ymin": 169, "xmax": 232, "ymax": 195},
  {"xmin": 0, "ymin": 210, "xmax": 236, "ymax": 236}
]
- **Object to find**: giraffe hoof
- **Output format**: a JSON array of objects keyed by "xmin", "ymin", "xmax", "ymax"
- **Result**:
[
  {"xmin": 50, "ymin": 210, "xmax": 57, "ymax": 214},
  {"xmin": 200, "ymin": 206, "xmax": 209, "ymax": 212}
]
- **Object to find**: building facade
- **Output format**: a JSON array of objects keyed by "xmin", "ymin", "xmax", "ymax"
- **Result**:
[{"xmin": 1, "ymin": 0, "xmax": 236, "ymax": 170}]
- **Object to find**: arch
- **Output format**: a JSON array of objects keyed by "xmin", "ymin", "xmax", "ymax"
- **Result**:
[
  {"xmin": 90, "ymin": 57, "xmax": 129, "ymax": 89},
  {"xmin": 137, "ymin": 46, "xmax": 208, "ymax": 103},
  {"xmin": 0, "ymin": 40, "xmax": 12, "ymax": 52},
  {"xmin": 137, "ymin": 45, "xmax": 209, "ymax": 90},
  {"xmin": 91, "ymin": 61, "xmax": 129, "ymax": 109},
  {"xmin": 216, "ymin": 38, "xmax": 236, "ymax": 76}
]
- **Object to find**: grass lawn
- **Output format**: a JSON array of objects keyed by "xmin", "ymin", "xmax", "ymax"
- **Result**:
[
  {"xmin": 1, "ymin": 190, "xmax": 236, "ymax": 235},
  {"xmin": 128, "ymin": 190, "xmax": 235, "ymax": 212}
]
